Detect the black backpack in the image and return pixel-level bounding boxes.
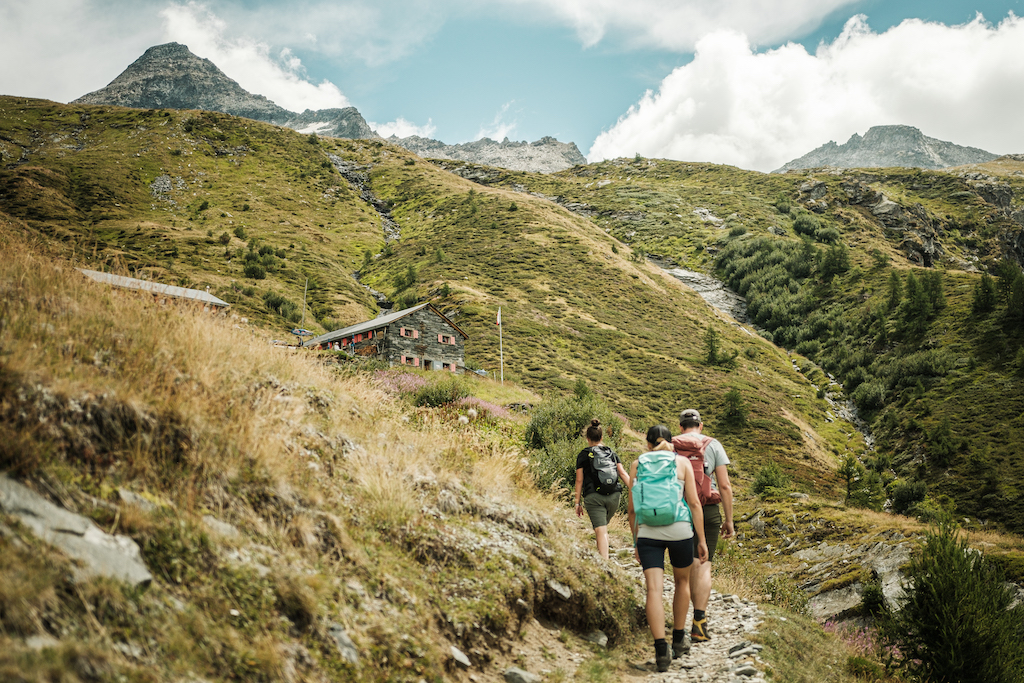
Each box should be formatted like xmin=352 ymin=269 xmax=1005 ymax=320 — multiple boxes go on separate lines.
xmin=589 ymin=446 xmax=620 ymax=494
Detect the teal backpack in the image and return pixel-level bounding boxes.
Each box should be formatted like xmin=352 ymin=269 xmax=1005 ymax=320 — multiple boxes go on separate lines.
xmin=633 ymin=451 xmax=691 ymax=527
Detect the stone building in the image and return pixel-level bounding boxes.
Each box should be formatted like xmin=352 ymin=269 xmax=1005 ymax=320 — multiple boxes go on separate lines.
xmin=302 ymin=303 xmax=468 ymax=371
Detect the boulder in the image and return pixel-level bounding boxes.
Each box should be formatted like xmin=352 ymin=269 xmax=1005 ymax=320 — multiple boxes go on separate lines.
xmin=0 ymin=475 xmax=152 ymax=587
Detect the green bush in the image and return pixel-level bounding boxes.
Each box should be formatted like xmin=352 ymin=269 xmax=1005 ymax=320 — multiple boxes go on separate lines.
xmin=722 ymin=388 xmax=748 ymax=427
xmin=233 ymin=225 xmax=247 ymax=239
xmin=218 ymin=231 xmax=231 ymax=245
xmin=243 ymin=263 xmax=266 ymax=280
xmin=793 ymin=214 xmax=820 ymax=237
xmin=879 ymin=522 xmax=1024 ymax=683
xmin=525 ymin=394 xmax=624 ymax=452
xmin=752 ymin=461 xmax=789 ymax=497
xmin=413 ymin=376 xmax=469 ymax=408
xmin=889 ymin=479 xmax=927 ymax=515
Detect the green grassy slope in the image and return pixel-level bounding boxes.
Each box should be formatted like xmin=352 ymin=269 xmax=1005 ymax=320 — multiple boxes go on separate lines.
xmin=434 ymin=155 xmax=1024 ymax=533
xmin=0 ymin=96 xmax=853 ymax=497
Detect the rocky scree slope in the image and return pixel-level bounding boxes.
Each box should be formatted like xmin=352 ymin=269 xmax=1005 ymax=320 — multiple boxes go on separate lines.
xmin=390 ymin=135 xmax=587 ymax=174
xmin=774 ymin=124 xmax=999 ymax=173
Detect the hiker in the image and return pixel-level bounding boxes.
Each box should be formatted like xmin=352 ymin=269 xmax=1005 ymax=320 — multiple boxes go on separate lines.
xmin=574 ymin=419 xmax=630 ymax=560
xmin=629 ymin=424 xmax=708 ymax=672
xmin=672 ymin=408 xmax=734 ymax=644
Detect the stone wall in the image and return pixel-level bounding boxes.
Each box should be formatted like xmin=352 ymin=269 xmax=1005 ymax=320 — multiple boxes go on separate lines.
xmin=383 ymin=307 xmax=465 ymax=371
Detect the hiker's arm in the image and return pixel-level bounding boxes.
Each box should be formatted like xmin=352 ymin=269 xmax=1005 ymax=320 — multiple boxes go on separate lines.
xmin=574 ymin=468 xmax=584 ymax=518
xmin=716 ymin=464 xmax=735 ymax=539
xmin=627 ymin=461 xmax=639 ymax=561
xmin=682 ymin=457 xmax=708 ymax=563
xmin=616 ymin=462 xmax=630 ymax=489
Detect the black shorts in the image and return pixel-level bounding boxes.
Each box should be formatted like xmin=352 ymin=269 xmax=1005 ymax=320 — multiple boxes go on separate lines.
xmin=636 ymin=536 xmax=694 ymax=571
xmin=703 ymin=504 xmax=722 ymax=561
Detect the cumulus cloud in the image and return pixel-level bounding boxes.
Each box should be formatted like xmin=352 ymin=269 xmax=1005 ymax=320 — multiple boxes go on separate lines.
xmin=500 ymin=0 xmax=858 ymax=50
xmin=371 ymin=117 xmax=437 ymax=139
xmin=477 ymin=102 xmax=518 ymax=141
xmin=159 ymin=2 xmax=349 ymax=112
xmin=589 ymin=13 xmax=1024 ymax=172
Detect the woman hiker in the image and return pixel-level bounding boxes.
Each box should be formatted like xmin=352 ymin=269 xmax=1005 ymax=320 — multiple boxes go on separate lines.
xmin=628 ymin=424 xmax=708 ymax=672
xmin=574 ymin=419 xmax=630 ymax=560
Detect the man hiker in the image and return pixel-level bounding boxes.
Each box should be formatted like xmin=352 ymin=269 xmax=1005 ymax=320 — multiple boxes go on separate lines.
xmin=672 ymin=408 xmax=734 ymax=643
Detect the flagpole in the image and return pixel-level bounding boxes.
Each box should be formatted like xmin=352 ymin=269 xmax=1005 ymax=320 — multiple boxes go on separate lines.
xmin=498 ymin=307 xmax=504 ymax=385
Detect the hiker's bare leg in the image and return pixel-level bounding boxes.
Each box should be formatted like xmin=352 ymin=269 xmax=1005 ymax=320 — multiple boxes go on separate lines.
xmin=691 ymin=557 xmax=712 ymax=611
xmin=644 ymin=568 xmax=666 ymax=639
xmin=595 ymin=525 xmax=610 ymax=559
xmin=672 ymin=564 xmax=691 ymax=629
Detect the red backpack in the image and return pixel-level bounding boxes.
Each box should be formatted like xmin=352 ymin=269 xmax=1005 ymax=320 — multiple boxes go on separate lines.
xmin=671 ymin=434 xmax=721 ymax=506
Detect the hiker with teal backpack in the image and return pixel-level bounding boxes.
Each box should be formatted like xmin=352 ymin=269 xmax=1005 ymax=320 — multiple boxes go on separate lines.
xmin=574 ymin=419 xmax=630 ymax=560
xmin=628 ymin=424 xmax=708 ymax=672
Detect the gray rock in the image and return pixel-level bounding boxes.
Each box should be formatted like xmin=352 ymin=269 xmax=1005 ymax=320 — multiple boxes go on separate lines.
xmin=734 ymin=663 xmax=760 ymax=676
xmin=503 ymin=667 xmax=541 ymax=683
xmin=202 ymin=515 xmax=239 ymax=538
xmin=397 ymin=135 xmax=586 ymax=174
xmin=450 ymin=645 xmax=471 ymax=668
xmin=583 ymin=630 xmax=608 ymax=647
xmin=25 ymin=634 xmax=60 ymax=650
xmin=0 ymin=475 xmax=152 ymax=587
xmin=809 ymin=582 xmax=863 ymax=620
xmin=117 ymin=489 xmax=159 ymax=512
xmin=326 ymin=623 xmax=359 ymax=665
xmin=547 ymin=579 xmax=572 ymax=601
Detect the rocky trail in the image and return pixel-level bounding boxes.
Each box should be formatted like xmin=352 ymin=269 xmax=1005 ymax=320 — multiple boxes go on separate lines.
xmin=606 ymin=536 xmax=769 ymax=683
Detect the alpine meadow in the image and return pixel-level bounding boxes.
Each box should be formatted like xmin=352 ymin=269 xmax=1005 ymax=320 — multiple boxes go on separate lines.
xmin=2 ymin=92 xmax=1024 ymax=683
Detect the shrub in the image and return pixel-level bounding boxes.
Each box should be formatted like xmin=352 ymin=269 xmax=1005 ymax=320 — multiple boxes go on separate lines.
xmin=752 ymin=461 xmax=789 ymax=497
xmin=413 ymin=376 xmax=469 ymax=408
xmin=879 ymin=522 xmax=1024 ymax=683
xmin=525 ymin=394 xmax=624 ymax=452
xmin=793 ymin=214 xmax=820 ymax=237
xmin=218 ymin=231 xmax=231 ymax=245
xmin=722 ymin=388 xmax=748 ymax=427
xmin=233 ymin=225 xmax=247 ymax=239
xmin=889 ymin=479 xmax=927 ymax=515
xmin=243 ymin=263 xmax=266 ymax=279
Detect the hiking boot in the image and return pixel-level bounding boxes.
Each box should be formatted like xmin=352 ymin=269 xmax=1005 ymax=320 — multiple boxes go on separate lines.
xmin=690 ymin=617 xmax=710 ymax=643
xmin=655 ymin=642 xmax=671 ymax=672
xmin=672 ymin=635 xmax=691 ymax=658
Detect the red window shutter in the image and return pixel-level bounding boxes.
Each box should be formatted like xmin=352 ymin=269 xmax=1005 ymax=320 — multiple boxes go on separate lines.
xmin=438 ymin=334 xmax=443 ymax=343
xmin=401 ymin=355 xmax=406 ymax=364
xmin=367 ymin=330 xmax=373 ymax=339
xmin=342 ymin=337 xmax=349 ymax=345
xmin=413 ymin=329 xmax=419 ymax=339
xmin=413 ymin=357 xmax=419 ymax=367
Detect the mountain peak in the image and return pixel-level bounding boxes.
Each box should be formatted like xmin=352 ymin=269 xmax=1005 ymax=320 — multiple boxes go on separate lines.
xmin=774 ymin=125 xmax=998 ymax=173
xmin=74 ymin=42 xmax=293 ymax=124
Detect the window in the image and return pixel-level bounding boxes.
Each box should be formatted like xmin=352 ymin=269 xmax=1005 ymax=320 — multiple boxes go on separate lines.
xmin=401 ymin=356 xmax=420 ymax=367
xmin=354 ymin=334 xmax=362 ymax=342
xmin=342 ymin=337 xmax=350 ymax=345
xmin=400 ymin=327 xmax=420 ymax=339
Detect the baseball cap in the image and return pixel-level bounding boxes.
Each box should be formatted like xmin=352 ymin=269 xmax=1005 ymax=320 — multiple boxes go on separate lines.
xmin=679 ymin=408 xmax=702 ymax=425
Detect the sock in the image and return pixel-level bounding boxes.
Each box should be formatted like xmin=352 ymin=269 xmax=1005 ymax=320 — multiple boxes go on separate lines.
xmin=672 ymin=629 xmax=687 ymax=644
xmin=693 ymin=609 xmax=706 ymax=622
xmin=654 ymin=638 xmax=668 ymax=654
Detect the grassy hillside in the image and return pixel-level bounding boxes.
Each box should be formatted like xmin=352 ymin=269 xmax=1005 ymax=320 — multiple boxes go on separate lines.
xmin=0 ymin=96 xmax=859 ymax=500
xmin=434 ymin=155 xmax=1024 ymax=535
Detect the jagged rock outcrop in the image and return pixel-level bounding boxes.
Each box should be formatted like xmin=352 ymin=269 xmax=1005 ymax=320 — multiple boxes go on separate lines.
xmin=391 ymin=135 xmax=587 ymax=174
xmin=74 ymin=42 xmax=294 ymax=124
xmin=73 ymin=42 xmax=378 ymax=139
xmin=775 ymin=125 xmax=999 ymax=173
xmin=286 ymin=107 xmax=377 ymax=139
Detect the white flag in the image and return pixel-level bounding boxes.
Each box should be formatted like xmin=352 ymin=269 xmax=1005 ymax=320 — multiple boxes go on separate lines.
xmin=496 ymin=307 xmax=501 ymax=326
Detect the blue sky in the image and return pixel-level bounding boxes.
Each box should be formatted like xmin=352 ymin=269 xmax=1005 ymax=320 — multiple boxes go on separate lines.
xmin=2 ymin=1 xmax=1023 ymax=170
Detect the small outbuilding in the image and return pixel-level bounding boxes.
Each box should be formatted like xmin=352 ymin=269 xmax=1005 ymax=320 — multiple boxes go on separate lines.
xmin=77 ymin=268 xmax=229 ymax=312
xmin=303 ymin=303 xmax=469 ymax=372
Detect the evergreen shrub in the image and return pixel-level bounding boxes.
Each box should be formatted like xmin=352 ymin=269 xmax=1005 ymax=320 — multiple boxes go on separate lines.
xmin=880 ymin=523 xmax=1024 ymax=683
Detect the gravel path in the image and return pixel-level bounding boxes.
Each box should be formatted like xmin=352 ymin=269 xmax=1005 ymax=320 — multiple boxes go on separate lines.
xmin=609 ymin=539 xmax=769 ymax=683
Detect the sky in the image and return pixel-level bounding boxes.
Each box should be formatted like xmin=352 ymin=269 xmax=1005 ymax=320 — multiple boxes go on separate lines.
xmin=1 ymin=0 xmax=1023 ymax=172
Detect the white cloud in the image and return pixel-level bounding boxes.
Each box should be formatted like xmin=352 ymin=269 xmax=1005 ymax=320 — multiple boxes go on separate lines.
xmin=499 ymin=0 xmax=859 ymax=50
xmin=159 ymin=2 xmax=349 ymax=112
xmin=477 ymin=102 xmax=518 ymax=141
xmin=371 ymin=117 xmax=437 ymax=139
xmin=589 ymin=13 xmax=1024 ymax=172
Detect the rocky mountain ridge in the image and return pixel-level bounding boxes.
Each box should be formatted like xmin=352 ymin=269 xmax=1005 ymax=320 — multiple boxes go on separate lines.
xmin=74 ymin=42 xmax=582 ymax=172
xmin=774 ymin=124 xmax=999 ymax=173
xmin=390 ymin=134 xmax=586 ymax=173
